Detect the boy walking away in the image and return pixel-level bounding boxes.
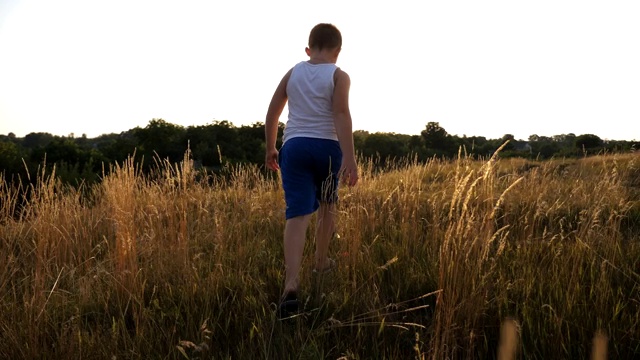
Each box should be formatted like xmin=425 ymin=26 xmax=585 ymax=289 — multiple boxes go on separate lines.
xmin=264 ymin=23 xmax=359 ymax=319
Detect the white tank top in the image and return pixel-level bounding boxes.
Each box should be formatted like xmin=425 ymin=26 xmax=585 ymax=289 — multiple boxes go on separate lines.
xmin=282 ymin=61 xmax=339 ymax=144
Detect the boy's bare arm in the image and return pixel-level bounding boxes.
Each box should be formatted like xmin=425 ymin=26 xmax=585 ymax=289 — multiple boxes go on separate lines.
xmin=332 ymin=68 xmax=358 ymax=186
xmin=264 ymin=69 xmax=292 ymax=171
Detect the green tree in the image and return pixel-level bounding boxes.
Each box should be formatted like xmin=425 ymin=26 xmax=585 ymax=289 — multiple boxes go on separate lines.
xmin=23 ymin=132 xmax=54 ymax=149
xmin=134 ymin=119 xmax=187 ymax=164
xmin=421 ymin=122 xmax=456 ymax=157
xmin=94 ymin=131 xmax=138 ymax=164
xmin=208 ymin=120 xmax=241 ymax=163
xmin=408 ymin=135 xmax=429 ymax=160
xmin=528 ymin=135 xmax=560 ymax=159
xmin=185 ymin=120 xmax=241 ymax=167
xmin=0 ymin=141 xmax=22 ymax=175
xmin=237 ymin=122 xmax=268 ymax=164
xmin=456 ymin=136 xmax=491 ymax=158
xmin=353 ymin=130 xmax=369 ymax=157
xmin=421 ymin=122 xmax=448 ymax=149
xmin=500 ymin=134 xmax=516 ymax=151
xmin=43 ymin=138 xmax=81 ymax=165
xmin=575 ymin=134 xmax=603 ymax=150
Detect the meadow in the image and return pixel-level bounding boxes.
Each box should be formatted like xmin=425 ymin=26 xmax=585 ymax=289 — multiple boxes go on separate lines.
xmin=1 ymin=148 xmax=639 ymax=359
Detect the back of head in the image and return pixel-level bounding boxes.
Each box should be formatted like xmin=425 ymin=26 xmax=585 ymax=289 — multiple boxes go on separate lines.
xmin=308 ymin=23 xmax=342 ymax=51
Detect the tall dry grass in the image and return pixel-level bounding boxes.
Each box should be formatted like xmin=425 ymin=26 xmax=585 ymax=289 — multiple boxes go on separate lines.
xmin=0 ymin=150 xmax=638 ymax=359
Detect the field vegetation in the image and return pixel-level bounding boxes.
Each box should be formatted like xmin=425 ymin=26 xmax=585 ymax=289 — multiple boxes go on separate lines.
xmin=1 ymin=149 xmax=639 ymax=359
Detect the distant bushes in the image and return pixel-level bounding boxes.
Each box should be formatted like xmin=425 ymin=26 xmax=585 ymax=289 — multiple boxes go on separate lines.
xmin=1 ymin=119 xmax=637 ymax=186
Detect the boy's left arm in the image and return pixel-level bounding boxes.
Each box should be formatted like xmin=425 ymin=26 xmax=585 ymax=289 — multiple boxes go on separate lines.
xmin=264 ymin=69 xmax=292 ymax=171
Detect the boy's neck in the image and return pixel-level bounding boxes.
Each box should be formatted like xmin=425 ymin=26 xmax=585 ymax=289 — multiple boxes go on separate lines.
xmin=305 ymin=47 xmax=340 ymax=64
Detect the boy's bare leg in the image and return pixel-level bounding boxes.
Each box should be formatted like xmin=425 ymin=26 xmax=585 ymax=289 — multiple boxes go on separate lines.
xmin=315 ymin=202 xmax=336 ymax=271
xmin=283 ymin=214 xmax=313 ymax=295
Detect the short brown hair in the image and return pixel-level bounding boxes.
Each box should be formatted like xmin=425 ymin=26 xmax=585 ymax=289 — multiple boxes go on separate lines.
xmin=308 ymin=23 xmax=342 ymax=51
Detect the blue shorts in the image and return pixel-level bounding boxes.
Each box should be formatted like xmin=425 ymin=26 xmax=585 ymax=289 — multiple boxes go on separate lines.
xmin=279 ymin=137 xmax=342 ymax=219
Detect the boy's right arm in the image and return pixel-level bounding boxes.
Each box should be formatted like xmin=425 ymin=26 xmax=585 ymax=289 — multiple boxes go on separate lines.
xmin=264 ymin=69 xmax=292 ymax=171
xmin=332 ymin=68 xmax=358 ymax=187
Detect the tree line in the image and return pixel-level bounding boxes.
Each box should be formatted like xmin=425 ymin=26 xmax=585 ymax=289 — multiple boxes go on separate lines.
xmin=0 ymin=119 xmax=637 ymax=185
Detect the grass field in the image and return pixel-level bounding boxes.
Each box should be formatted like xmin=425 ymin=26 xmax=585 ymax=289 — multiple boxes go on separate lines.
xmin=1 ymin=149 xmax=639 ymax=359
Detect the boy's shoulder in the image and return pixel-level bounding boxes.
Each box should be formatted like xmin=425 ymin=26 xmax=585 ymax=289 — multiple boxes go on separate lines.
xmin=333 ymin=67 xmax=349 ymax=80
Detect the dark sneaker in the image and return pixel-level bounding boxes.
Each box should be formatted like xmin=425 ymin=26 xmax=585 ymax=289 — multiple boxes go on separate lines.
xmin=277 ymin=292 xmax=300 ymax=320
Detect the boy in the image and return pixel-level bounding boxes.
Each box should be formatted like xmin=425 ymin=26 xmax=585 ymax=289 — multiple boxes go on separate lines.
xmin=264 ymin=23 xmax=358 ymax=319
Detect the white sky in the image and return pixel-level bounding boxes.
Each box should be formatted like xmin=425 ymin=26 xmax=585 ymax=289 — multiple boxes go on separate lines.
xmin=0 ymin=0 xmax=638 ymax=141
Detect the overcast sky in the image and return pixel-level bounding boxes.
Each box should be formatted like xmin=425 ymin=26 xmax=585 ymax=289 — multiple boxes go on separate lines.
xmin=1 ymin=0 xmax=638 ymax=141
